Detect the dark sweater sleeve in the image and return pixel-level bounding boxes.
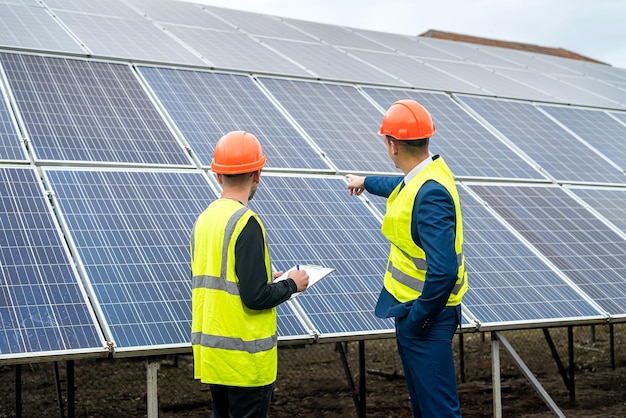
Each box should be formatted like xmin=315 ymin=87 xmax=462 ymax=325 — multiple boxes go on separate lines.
xmin=364 ymin=175 xmax=404 ymax=198
xmin=235 ymin=216 xmax=297 ymax=310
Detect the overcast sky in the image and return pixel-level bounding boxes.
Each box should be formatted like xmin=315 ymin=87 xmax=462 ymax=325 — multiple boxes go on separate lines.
xmin=181 ymin=0 xmax=626 ymax=69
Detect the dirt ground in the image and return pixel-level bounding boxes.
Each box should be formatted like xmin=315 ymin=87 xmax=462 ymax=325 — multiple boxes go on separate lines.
xmin=2 ymin=327 xmax=626 ymax=418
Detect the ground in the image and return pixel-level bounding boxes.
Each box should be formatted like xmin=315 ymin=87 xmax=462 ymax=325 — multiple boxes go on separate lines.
xmin=2 ymin=326 xmax=626 ymax=417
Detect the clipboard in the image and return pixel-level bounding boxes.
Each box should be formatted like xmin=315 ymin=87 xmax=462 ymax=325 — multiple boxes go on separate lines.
xmin=274 ymin=264 xmax=335 ymax=298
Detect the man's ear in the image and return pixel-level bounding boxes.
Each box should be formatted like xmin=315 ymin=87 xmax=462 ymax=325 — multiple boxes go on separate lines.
xmin=253 ymin=170 xmax=261 ymax=183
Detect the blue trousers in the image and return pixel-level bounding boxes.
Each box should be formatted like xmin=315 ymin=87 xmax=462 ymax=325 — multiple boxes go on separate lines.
xmin=395 ymin=305 xmax=462 ymax=418
xmin=209 ymin=383 xmax=274 ymax=418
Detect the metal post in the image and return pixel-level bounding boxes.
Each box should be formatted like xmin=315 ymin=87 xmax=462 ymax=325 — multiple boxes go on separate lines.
xmin=67 ymin=360 xmax=75 ymax=418
xmin=53 ymin=362 xmax=65 ymax=418
xmin=610 ymin=323 xmax=615 ymax=370
xmin=491 ymin=332 xmax=502 ymax=418
xmin=459 ymin=333 xmax=465 ymax=383
xmin=146 ymin=358 xmax=160 ymax=418
xmin=16 ymin=364 xmax=22 ymax=418
xmin=568 ymin=327 xmax=575 ymax=406
xmin=358 ymin=340 xmax=366 ymax=417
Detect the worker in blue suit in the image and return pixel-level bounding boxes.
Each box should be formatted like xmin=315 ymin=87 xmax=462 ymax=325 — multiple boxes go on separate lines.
xmin=345 ymin=99 xmax=468 ymax=417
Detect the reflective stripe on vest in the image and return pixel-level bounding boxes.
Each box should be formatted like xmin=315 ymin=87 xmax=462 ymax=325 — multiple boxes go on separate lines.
xmin=190 ymin=332 xmax=277 ymax=354
xmin=386 ymin=251 xmax=465 ymax=295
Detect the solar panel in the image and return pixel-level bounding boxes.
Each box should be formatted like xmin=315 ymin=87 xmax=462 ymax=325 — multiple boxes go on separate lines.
xmin=138 ymin=66 xmax=330 ymax=171
xmin=206 ymin=6 xmax=315 ymax=41
xmin=257 ymin=77 xmax=398 ymax=173
xmin=566 ymin=186 xmax=626 ymax=234
xmin=126 ymin=0 xmax=233 ymax=29
xmin=609 ymin=110 xmax=626 ymax=125
xmin=159 ymin=25 xmax=313 ymax=76
xmin=556 ymin=74 xmax=626 ymax=108
xmin=538 ymin=104 xmax=626 ymax=171
xmin=50 ymin=10 xmax=206 ymax=66
xmin=361 ymin=87 xmax=547 ymax=180
xmin=421 ymin=59 xmax=556 ymax=102
xmin=0 ymin=166 xmax=106 ymax=360
xmin=457 ymin=95 xmax=626 ymax=185
xmin=352 ymin=29 xmax=461 ymax=61
xmin=419 ymin=38 xmax=523 ymax=68
xmin=490 ymin=67 xmax=619 ymax=108
xmin=457 ymin=185 xmax=604 ymax=328
xmin=280 ymin=18 xmax=388 ymax=51
xmin=0 ymin=79 xmax=27 ymax=162
xmin=345 ymin=49 xmax=486 ymax=94
xmin=42 ymin=169 xmax=214 ymax=350
xmin=0 ymin=3 xmax=86 ymax=54
xmin=467 ymin=183 xmax=626 ymax=318
xmin=257 ymin=38 xmax=401 ymax=85
xmin=249 ymin=174 xmax=395 ymax=338
xmin=0 ymin=53 xmax=193 ymax=166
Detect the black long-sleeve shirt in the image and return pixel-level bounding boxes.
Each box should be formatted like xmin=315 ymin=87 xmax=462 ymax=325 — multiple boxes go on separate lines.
xmin=235 ymin=216 xmax=297 ymax=310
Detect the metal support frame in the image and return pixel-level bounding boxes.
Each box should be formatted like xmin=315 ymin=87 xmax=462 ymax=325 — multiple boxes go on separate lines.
xmin=52 ymin=361 xmax=76 ymax=418
xmin=542 ymin=327 xmax=575 ymax=406
xmin=146 ymin=358 xmax=160 ymax=418
xmin=610 ymin=323 xmax=615 ymax=369
xmin=335 ymin=341 xmax=366 ymax=418
xmin=492 ymin=331 xmax=566 ymax=418
xmin=458 ymin=333 xmax=466 ymax=383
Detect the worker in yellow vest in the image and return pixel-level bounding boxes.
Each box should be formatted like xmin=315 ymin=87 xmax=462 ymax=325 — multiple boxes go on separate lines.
xmin=346 ymin=100 xmax=467 ymax=417
xmin=191 ymin=130 xmax=309 ymax=418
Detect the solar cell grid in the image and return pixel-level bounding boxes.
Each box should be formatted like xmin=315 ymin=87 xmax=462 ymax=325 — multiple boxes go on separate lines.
xmin=0 ymin=81 xmax=26 ymax=161
xmin=457 ymin=95 xmax=626 ymax=184
xmin=539 ymin=105 xmax=626 ymax=171
xmin=468 ymin=183 xmax=626 ymax=317
xmin=456 ymin=186 xmax=603 ymax=326
xmin=0 ymin=167 xmax=105 ymax=359
xmin=138 ymin=66 xmax=329 ymax=171
xmin=362 ymin=87 xmax=546 ymax=180
xmin=43 ymin=169 xmax=215 ymax=349
xmin=249 ymin=174 xmax=394 ymax=337
xmin=0 ymin=53 xmax=192 ymax=166
xmin=567 ymin=187 xmax=626 ymax=234
xmin=257 ymin=77 xmax=398 ymax=173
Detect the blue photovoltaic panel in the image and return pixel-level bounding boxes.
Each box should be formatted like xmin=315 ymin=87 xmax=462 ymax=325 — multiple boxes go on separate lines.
xmin=257 ymin=77 xmax=398 ymax=173
xmin=0 ymin=167 xmax=105 ymax=359
xmin=457 ymin=95 xmax=626 ymax=185
xmin=0 ymin=81 xmax=27 ymax=161
xmin=538 ymin=105 xmax=626 ymax=171
xmin=457 ymin=186 xmax=602 ymax=326
xmin=43 ymin=169 xmax=213 ymax=350
xmin=567 ymin=187 xmax=626 ymax=234
xmin=249 ymin=175 xmax=394 ymax=337
xmin=138 ymin=67 xmax=329 ymax=171
xmin=0 ymin=53 xmax=192 ymax=166
xmin=468 ymin=184 xmax=626 ymax=318
xmin=609 ymin=111 xmax=626 ymax=125
xmin=362 ymin=87 xmax=546 ymax=180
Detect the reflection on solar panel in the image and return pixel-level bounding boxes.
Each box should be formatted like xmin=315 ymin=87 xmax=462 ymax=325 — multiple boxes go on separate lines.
xmin=609 ymin=110 xmax=626 ymax=125
xmin=539 ymin=105 xmax=626 ymax=171
xmin=258 ymin=38 xmax=400 ymax=85
xmin=362 ymin=87 xmax=546 ymax=180
xmin=567 ymin=186 xmax=626 ymax=234
xmin=249 ymin=174 xmax=394 ymax=337
xmin=468 ymin=183 xmax=626 ymax=317
xmin=43 ymin=169 xmax=213 ymax=350
xmin=257 ymin=77 xmax=397 ymax=173
xmin=0 ymin=53 xmax=192 ymax=166
xmin=138 ymin=66 xmax=329 ymax=171
xmin=0 ymin=3 xmax=85 ymax=54
xmin=457 ymin=186 xmax=603 ymax=327
xmin=49 ymin=10 xmax=205 ymax=66
xmin=457 ymin=95 xmax=626 ymax=184
xmin=0 ymin=167 xmax=105 ymax=359
xmin=0 ymin=82 xmax=26 ymax=161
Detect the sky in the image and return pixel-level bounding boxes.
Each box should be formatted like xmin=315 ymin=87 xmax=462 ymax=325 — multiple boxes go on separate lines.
xmin=180 ymin=0 xmax=626 ymax=69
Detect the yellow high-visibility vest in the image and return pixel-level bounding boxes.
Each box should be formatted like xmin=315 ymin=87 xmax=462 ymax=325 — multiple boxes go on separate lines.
xmin=190 ymin=199 xmax=277 ymax=387
xmin=381 ymin=157 xmax=467 ymax=305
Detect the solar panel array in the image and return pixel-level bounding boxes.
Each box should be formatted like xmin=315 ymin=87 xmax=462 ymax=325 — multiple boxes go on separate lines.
xmin=0 ymin=0 xmax=625 ymax=362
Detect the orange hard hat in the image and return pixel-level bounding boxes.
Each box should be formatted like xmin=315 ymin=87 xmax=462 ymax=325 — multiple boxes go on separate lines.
xmin=378 ymin=99 xmax=436 ymax=140
xmin=211 ymin=131 xmax=267 ymax=174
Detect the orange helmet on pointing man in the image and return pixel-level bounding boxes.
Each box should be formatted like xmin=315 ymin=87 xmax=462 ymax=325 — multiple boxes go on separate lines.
xmin=379 ymin=99 xmax=436 ymax=140
xmin=211 ymin=130 xmax=267 ymax=174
